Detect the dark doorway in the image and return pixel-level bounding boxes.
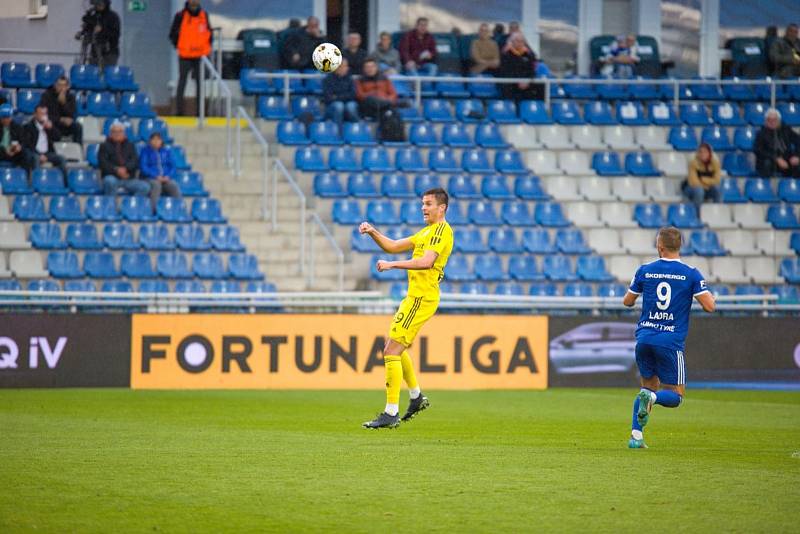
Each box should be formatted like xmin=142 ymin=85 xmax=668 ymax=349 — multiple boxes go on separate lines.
xmin=327 ymin=0 xmax=369 ymax=49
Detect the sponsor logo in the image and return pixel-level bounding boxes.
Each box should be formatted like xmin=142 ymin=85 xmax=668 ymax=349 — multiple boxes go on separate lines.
xmin=0 ymin=336 xmax=67 ymax=370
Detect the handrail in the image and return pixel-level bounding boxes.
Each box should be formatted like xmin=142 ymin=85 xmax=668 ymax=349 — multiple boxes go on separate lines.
xmin=235 ymin=105 xmax=270 ymax=223
xmin=308 ymin=212 xmax=345 ymax=292
xmin=273 ymin=159 xmax=307 ymax=274
xmin=198 ymin=55 xmax=232 ymax=168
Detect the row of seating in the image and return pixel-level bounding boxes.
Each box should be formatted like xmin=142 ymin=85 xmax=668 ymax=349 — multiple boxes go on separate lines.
xmin=1 ymin=63 xmax=137 ymax=91
xmin=0 ymin=278 xmax=274 ymax=294
xmin=1 ymin=168 xmax=203 ymax=196
xmin=7 ymin=89 xmax=154 ymax=118
xmin=11 ymin=195 xmax=225 ymax=223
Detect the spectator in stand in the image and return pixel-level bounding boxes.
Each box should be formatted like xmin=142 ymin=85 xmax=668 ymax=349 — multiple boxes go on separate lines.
xmin=683 ymin=142 xmax=721 ymax=211
xmin=342 ymin=32 xmax=367 ymax=75
xmin=498 ymin=32 xmax=543 ymax=101
xmin=355 ymin=59 xmax=398 ymax=120
xmin=0 ymin=104 xmax=33 ymax=173
xmin=399 ymin=17 xmax=437 ymax=76
xmin=499 ymin=21 xmax=521 ymax=50
xmin=99 ymin=122 xmax=149 ymax=197
xmin=470 ymin=23 xmax=501 ymax=74
xmin=600 ymin=34 xmax=640 ymax=78
xmin=80 ymin=0 xmax=121 ymax=67
xmin=282 ymin=16 xmax=324 ymax=70
xmin=769 ymin=23 xmax=800 ymax=79
xmin=139 ymin=132 xmax=182 ymax=212
xmin=169 ymin=0 xmax=213 ymax=116
xmin=21 ymin=104 xmax=67 ymax=179
xmin=492 ymin=23 xmax=506 ymax=46
xmin=754 ymin=108 xmax=800 ymax=177
xmin=371 ymin=31 xmax=401 ymax=75
xmin=322 ymin=58 xmax=359 ymax=126
xmin=38 ymin=76 xmax=82 ymax=145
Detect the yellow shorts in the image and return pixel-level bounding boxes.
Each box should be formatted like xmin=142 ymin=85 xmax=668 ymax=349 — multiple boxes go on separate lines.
xmin=388 ymin=296 xmax=439 ymax=347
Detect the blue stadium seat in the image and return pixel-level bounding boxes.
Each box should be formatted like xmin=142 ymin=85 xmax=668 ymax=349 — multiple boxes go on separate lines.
xmin=101 ymin=280 xmax=133 ymax=293
xmin=362 ymin=147 xmax=394 ymax=172
xmin=423 ymin=99 xmax=455 ymax=122
xmin=693 ymin=79 xmax=724 ymax=100
xmin=1 ymin=167 xmax=33 ymax=195
xmin=597 ymin=283 xmax=628 ymax=297
xmin=474 ymin=255 xmax=506 ymax=281
xmin=777 ymin=103 xmax=800 ymax=127
xmin=634 ymin=204 xmax=665 ymax=228
xmin=409 ymin=123 xmax=440 ymax=147
xmin=33 ymin=168 xmax=68 ymax=195
xmin=64 ymin=280 xmax=97 ymax=292
xmin=667 ymin=204 xmax=703 ymax=228
xmin=175 ymin=171 xmax=207 ymax=197
xmin=519 ymin=100 xmax=553 ymax=124
xmin=329 ymin=147 xmax=361 ymax=172
xmin=487 ymin=100 xmax=519 ymax=124
xmin=443 ymin=255 xmax=474 ymax=281
xmin=291 ymin=96 xmax=323 ymax=120
xmin=103 ymin=223 xmax=137 ymax=250
xmin=767 ymin=205 xmax=800 ymax=229
xmin=413 ymin=174 xmax=441 ymax=196
xmin=397 ymin=105 xmax=422 ymax=123
xmin=258 ymin=96 xmax=292 ymax=120
xmin=535 ymin=202 xmax=570 ymax=227
xmin=712 ymin=102 xmax=745 ymax=126
xmin=562 ymin=77 xmax=595 ymax=99
xmin=625 ymin=152 xmax=660 ymax=176
xmin=102 ymin=117 xmax=135 ymax=139
xmin=26 ymin=279 xmax=59 ymax=293
xmin=2 ymin=62 xmax=35 ymax=88
xmin=481 ymin=175 xmax=514 ymax=200
xmin=455 ymin=99 xmax=485 ymax=123
xmin=381 ymin=174 xmax=414 ymax=198
xmin=791 ymin=232 xmax=800 ymax=254
xmin=139 ymin=280 xmax=169 ymax=293
xmin=679 ymin=103 xmax=711 ymax=126
xmin=347 ymin=173 xmax=380 ymax=197
xmin=86 ymin=195 xmax=120 ymax=221
xmin=119 ymin=92 xmax=155 ymax=118
xmin=209 ymin=225 xmax=244 ymax=252
xmin=429 ymin=148 xmax=461 ymax=173
xmin=294 ymin=147 xmax=327 ymax=171
xmin=157 ymin=197 xmax=191 ymax=223
xmin=309 ymin=121 xmax=342 ymax=146
xmin=239 ymin=68 xmax=272 ymax=95
xmin=669 ymin=126 xmax=699 ymax=151
xmin=157 ymin=252 xmax=192 ymax=278
xmin=502 ymin=201 xmax=536 ymax=226
xmin=495 ymin=150 xmax=527 ymax=174
xmin=47 ymin=251 xmax=84 ymax=278
xmin=596 ymin=81 xmax=627 ymax=101
xmin=543 ymin=255 xmax=577 ymax=281
xmin=84 ymin=251 xmax=120 ymax=278
xmin=436 ymin=76 xmax=469 ymax=98
xmin=332 ymin=199 xmax=361 ymax=224
xmin=508 ymin=255 xmax=544 ymax=281
xmin=400 ymin=201 xmax=424 ymax=225
xmin=552 ymin=101 xmax=584 ymax=125
xmin=720 ymin=178 xmax=746 ymax=203
xmin=467 ymin=74 xmax=500 ymax=99
xmin=396 ymin=148 xmax=428 ymax=172
xmin=211 ymin=280 xmax=242 ymax=293
xmin=30 ymin=223 xmax=65 ymax=249
xmin=193 ymin=252 xmax=226 ymax=279
xmin=744 ymin=103 xmax=767 ymax=126
xmin=175 ymin=225 xmax=210 ymax=251
xmin=616 ymin=101 xmax=649 ymax=126
xmin=771 ymin=285 xmax=800 ymax=303
xmin=191 ymin=198 xmax=226 ymax=224
xmin=744 ymin=178 xmax=779 ymax=203
xmin=690 ymin=230 xmax=726 ymax=256
xmin=584 ymin=101 xmax=615 ymax=125
xmin=277 ymin=121 xmax=310 ymax=145
xmin=66 ymin=223 xmax=102 ymax=249
xmin=488 ymin=228 xmax=522 ymax=253
xmin=228 ymin=254 xmax=263 ymax=280
xmin=780 ymin=257 xmax=800 ymax=283
xmin=86 ymin=144 xmax=100 ymax=167
xmin=174 ymin=280 xmax=206 ymax=293
xmin=556 ymin=229 xmax=592 ymax=254
xmin=69 ymin=64 xmax=104 ymax=90
xmin=723 ymin=153 xmax=755 ymax=177
xmin=592 ymin=151 xmax=625 ymax=176
xmin=495 ymin=282 xmax=524 ymax=296
xmin=562 ymin=283 xmax=593 ymax=297
xmin=138 ymin=118 xmax=172 ymax=143
xmin=86 ymin=91 xmax=119 ymax=117
xmin=442 ymin=123 xmax=474 ymax=148
xmin=722 ymin=81 xmax=755 ymax=102
xmin=35 ymin=63 xmax=65 ymax=88
xmin=273 ymin=70 xmax=304 ymax=94
xmin=370 ymin=254 xmax=406 ymax=281
xmin=701 ymin=126 xmax=734 ymax=151
xmin=16 ymin=89 xmax=43 ymax=115
xmin=342 ymin=122 xmax=377 ymax=146
xmin=103 ymin=66 xmax=138 ymax=92
xmin=475 ymin=123 xmax=509 ymax=148
xmin=366 ymin=200 xmax=401 ymax=225
xmin=121 ymin=252 xmax=157 ymax=278
xmin=648 ymin=102 xmax=681 ymax=126
xmin=13 ymin=195 xmax=49 ymax=221
xmin=301 ymin=69 xmax=322 ymax=95
xmin=139 ymin=225 xmax=174 ymax=250
xmin=627 ymin=79 xmax=660 ymax=100
xmin=458 ymin=281 xmax=488 ymax=295
xmin=468 ymin=201 xmax=501 ymax=225
xmin=0 ymin=280 xmax=22 ymax=291
xmin=462 ymin=149 xmax=493 ymax=173
xmin=733 ymin=126 xmax=756 ymax=151
xmin=453 ymin=228 xmax=488 ymax=253
xmin=351 ymin=227 xmax=381 ymax=252
xmin=446 ymin=201 xmax=469 ymax=225
xmin=67 ymin=169 xmax=102 ymax=195
xmin=247 ymin=281 xmax=277 ymax=294
xmin=529 ymin=283 xmax=558 ymax=296
xmin=314 ymin=173 xmax=346 ymax=198
xmin=779 ymin=179 xmax=800 ymax=203
xmin=49 ymin=196 xmax=85 ymax=222
xmin=170 ymin=145 xmax=190 ymax=171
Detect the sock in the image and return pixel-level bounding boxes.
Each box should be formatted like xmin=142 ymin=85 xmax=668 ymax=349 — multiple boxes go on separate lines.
xmin=384 ymin=355 xmax=402 ymax=415
xmin=655 ymin=390 xmax=683 ymax=408
xmin=400 ymin=350 xmax=420 ymax=398
xmin=385 ymin=403 xmax=399 ymax=416
xmin=631 ymin=396 xmax=643 ymax=435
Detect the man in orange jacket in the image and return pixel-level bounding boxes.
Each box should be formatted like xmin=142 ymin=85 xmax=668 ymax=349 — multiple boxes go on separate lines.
xmin=169 ymin=0 xmax=212 ymax=116
xmin=355 ymin=59 xmax=398 ymax=120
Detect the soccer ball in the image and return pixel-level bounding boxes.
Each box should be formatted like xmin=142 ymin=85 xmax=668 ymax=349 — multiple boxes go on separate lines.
xmin=312 ymin=43 xmax=342 ymax=73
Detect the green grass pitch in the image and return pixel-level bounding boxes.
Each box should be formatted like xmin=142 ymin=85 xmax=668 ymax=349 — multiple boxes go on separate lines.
xmin=1 ymin=388 xmax=798 ymax=532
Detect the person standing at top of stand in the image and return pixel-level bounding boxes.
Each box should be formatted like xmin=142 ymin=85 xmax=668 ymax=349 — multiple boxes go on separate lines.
xmin=169 ymin=0 xmax=213 ymax=116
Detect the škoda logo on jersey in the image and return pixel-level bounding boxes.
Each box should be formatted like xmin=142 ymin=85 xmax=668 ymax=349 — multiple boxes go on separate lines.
xmin=130 ymin=314 xmax=549 ymax=389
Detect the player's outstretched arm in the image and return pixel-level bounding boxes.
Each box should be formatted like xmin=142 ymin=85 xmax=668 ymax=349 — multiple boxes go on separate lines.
xmin=359 ymin=222 xmax=414 ymax=254
xmin=376 ymin=250 xmax=438 ymax=272
xmin=695 ymin=291 xmax=716 ymax=313
xmin=622 ymin=290 xmax=639 ymax=307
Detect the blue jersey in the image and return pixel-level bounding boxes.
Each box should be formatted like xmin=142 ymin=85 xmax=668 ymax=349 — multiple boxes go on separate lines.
xmin=628 ymin=258 xmax=709 ymax=351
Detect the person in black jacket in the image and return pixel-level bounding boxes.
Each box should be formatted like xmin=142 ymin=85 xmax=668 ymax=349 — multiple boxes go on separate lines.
xmin=322 ymin=58 xmax=359 ymax=126
xmin=754 ymin=108 xmax=800 ymax=177
xmin=21 ymin=104 xmax=67 ymax=179
xmin=78 ymin=0 xmax=120 ymax=67
xmin=99 ymin=122 xmax=149 ymax=197
xmin=38 ymin=76 xmax=82 ymax=145
xmin=342 ymin=33 xmax=367 ymax=75
xmin=282 ymin=16 xmax=323 ymax=70
xmin=0 ymin=104 xmax=34 ymax=173
xmin=498 ymin=32 xmax=543 ymax=102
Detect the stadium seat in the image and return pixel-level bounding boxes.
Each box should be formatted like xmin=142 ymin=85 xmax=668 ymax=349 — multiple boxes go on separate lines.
xmin=565 ymin=201 xmax=604 ymax=227
xmin=246 ymin=281 xmax=277 ymax=294
xmin=209 ymin=226 xmax=244 ymax=252
xmin=535 ymin=202 xmax=570 ymax=227
xmin=744 ymin=178 xmax=779 ymax=202
xmin=2 ymin=167 xmax=34 ymax=195
xmin=669 ymin=126 xmax=699 ymax=151
xmin=119 ymin=92 xmax=155 ymax=118
xmin=121 ymin=196 xmax=156 ymax=222
xmin=719 ymin=229 xmax=759 ymax=255
xmin=723 ymin=153 xmax=756 ymax=177
xmin=175 ymin=171 xmax=207 ymax=198
xmin=174 ymin=280 xmax=206 ymax=293
xmin=690 ymin=230 xmax=727 ymax=256
xmin=455 ymin=99 xmax=486 ymax=123
xmin=138 ymin=280 xmax=169 ymax=293
xmin=701 ymin=126 xmax=734 ymax=151
xmin=413 ymin=174 xmax=441 ymax=196
xmin=429 ymin=148 xmax=461 ymax=173
xmin=791 ymin=232 xmax=800 ymax=254
xmin=495 ymin=150 xmax=527 ymax=174
xmin=570 ymin=125 xmax=605 ymax=150
xmin=9 ymin=250 xmax=48 ymax=278
xmin=362 ymin=147 xmax=394 ymax=172
xmin=347 ymin=173 xmax=379 ymax=198
xmin=441 ymin=123 xmax=474 ymax=148
xmin=64 ymin=280 xmax=96 ymax=292
xmin=329 ymin=147 xmax=361 ymax=172
xmin=30 ymin=223 xmax=65 ymax=249
xmin=780 ymin=258 xmax=800 ymax=283
xmin=743 ymin=103 xmax=767 ymax=126
xmin=453 ymin=228 xmax=488 ymax=253
xmin=66 ymin=223 xmax=102 ymax=250
xmin=139 ymin=225 xmax=174 ymax=250
xmin=648 ymin=102 xmax=681 ymax=126
xmin=86 ymin=196 xmax=120 ymax=221
xmin=745 ymin=257 xmax=779 ymax=285
xmin=446 ymin=175 xmax=478 ymax=199
xmin=121 ymin=252 xmax=157 ymax=278
xmin=586 ymin=228 xmax=621 ymax=255
xmin=85 ymin=143 xmax=101 ymax=168
xmin=309 ymin=121 xmax=342 ymax=146
xmin=378 ymin=174 xmax=413 ymax=199
xmin=603 ymin=125 xmax=638 ymax=151
xmin=556 ymin=229 xmax=592 ymax=254
xmin=368 ymin=253 xmax=407 ymax=281
xmin=342 ymin=122 xmax=376 ymax=146
xmin=495 ymin=282 xmax=524 ymax=296
xmin=399 ymin=201 xmax=424 ymax=225
xmin=526 ymin=151 xmax=560 ymax=176
xmin=680 ymin=103 xmax=712 ymax=125
xmin=668 ymin=204 xmax=703 ymax=228
xmin=16 ymin=89 xmax=43 ymax=115
xmin=723 ymin=80 xmax=756 ymax=102
xmin=366 ymin=200 xmax=401 ymax=225
xmin=391 ymin=148 xmax=425 ymax=173
xmin=445 ymin=201 xmax=469 ymax=225
xmin=156 ymin=197 xmax=191 ymax=223
xmin=481 ymin=175 xmax=514 ymax=200
xmin=528 ymin=283 xmax=558 ymax=296
xmin=49 ymin=196 xmax=85 ymax=222
xmin=552 ymin=101 xmax=584 ymax=125
xmin=712 ymin=102 xmax=745 ymax=126
xmin=771 ymin=285 xmax=800 ymax=304
xmin=192 ymin=252 xmax=226 ymax=279
xmin=351 ymin=227 xmax=381 ymax=252
xmin=103 ymin=223 xmax=137 ymax=250
xmin=228 ymin=254 xmax=263 ymax=280
xmin=47 ymin=251 xmax=84 ymax=279
xmin=777 ymin=103 xmax=800 ymax=127
xmin=616 ymin=101 xmax=649 ymax=126
xmin=258 ymin=96 xmax=292 ymax=120
xmin=488 ymin=228 xmax=522 ymax=253
xmin=86 ymin=91 xmax=119 ymax=117
xmin=562 ymin=283 xmax=594 ymax=297
xmin=332 ymin=199 xmax=361 ymax=224
xmin=294 ymin=147 xmax=327 ymax=171
xmin=192 ymin=198 xmax=226 ymax=224
xmin=538 ymin=124 xmax=573 ymax=150
xmin=756 ymin=230 xmax=793 ymax=256
xmin=720 ymin=178 xmax=747 ymax=203
xmin=592 ymin=152 xmax=625 ymax=176
xmin=84 ymin=251 xmax=120 ymax=278
xmin=69 ymin=64 xmax=104 ymax=90
xmin=474 ymin=255 xmax=507 ymax=281
xmin=700 ymin=204 xmax=737 ymax=229
xmin=290 ymin=96 xmax=322 ymax=120
xmin=733 ymin=203 xmax=771 ymax=229
xmin=468 ymin=201 xmax=501 ymax=226
xmin=779 ymin=179 xmax=800 ymax=203
xmin=35 ymin=63 xmax=65 ymax=89
xmin=625 ymin=152 xmax=660 ymax=176
xmin=514 ymin=175 xmax=549 ymax=201
xmin=584 ymin=101 xmax=615 ymax=125
xmin=636 ymin=126 xmax=671 ymax=151
xmin=157 ymin=252 xmax=192 ymax=278
xmin=596 ymin=81 xmax=628 ymax=101
xmin=597 ymin=283 xmax=628 ymax=297
xmin=767 ymin=205 xmax=800 ymax=229
xmin=277 ymin=121 xmax=310 ymax=145
xmin=408 ymin=123 xmax=440 ymax=147
xmin=519 ymin=100 xmax=552 ymax=124
xmin=32 ymin=168 xmax=68 ymax=195
xmin=67 ymin=169 xmax=102 ymax=195
xmin=508 ymin=255 xmax=544 ymax=281
xmin=1 ymin=62 xmax=35 ymax=88
xmin=210 ymin=280 xmax=243 ymax=293
xmin=486 ymin=100 xmax=519 ymax=124
xmin=138 ymin=118 xmax=172 ymax=143
xmin=175 ymin=225 xmax=210 ymax=251
xmin=423 ymin=99 xmax=455 ymax=122
xmin=467 ymin=74 xmax=500 ymax=99
xmin=502 ymin=201 xmax=536 ymax=226
xmin=580 ymin=177 xmax=616 ymax=202
xmin=634 ymin=203 xmax=666 ymax=228
xmin=313 ymin=173 xmax=346 ymax=198
xmin=239 ymin=68 xmax=271 ymax=95
xmin=542 ymin=255 xmax=577 ymax=281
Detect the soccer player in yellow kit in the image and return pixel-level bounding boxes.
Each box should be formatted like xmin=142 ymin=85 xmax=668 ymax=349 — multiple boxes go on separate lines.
xmin=359 ymin=188 xmax=454 ymax=429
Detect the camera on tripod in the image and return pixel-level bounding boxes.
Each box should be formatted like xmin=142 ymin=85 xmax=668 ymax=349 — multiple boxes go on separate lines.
xmin=75 ymin=0 xmax=110 ymax=67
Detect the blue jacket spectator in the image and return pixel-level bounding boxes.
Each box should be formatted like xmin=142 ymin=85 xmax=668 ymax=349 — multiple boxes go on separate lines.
xmin=322 ymin=58 xmax=359 ymax=126
xmin=139 ymin=132 xmax=182 ymax=211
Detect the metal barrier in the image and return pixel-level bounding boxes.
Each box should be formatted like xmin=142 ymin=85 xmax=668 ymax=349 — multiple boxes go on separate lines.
xmin=198 ymin=56 xmax=232 ymax=167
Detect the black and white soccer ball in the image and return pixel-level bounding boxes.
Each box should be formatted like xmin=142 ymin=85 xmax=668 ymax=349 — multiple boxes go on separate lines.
xmin=312 ymin=43 xmax=342 ymax=73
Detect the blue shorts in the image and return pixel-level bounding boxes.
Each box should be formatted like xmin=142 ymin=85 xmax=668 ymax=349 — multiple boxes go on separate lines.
xmin=635 ymin=343 xmax=685 ymax=385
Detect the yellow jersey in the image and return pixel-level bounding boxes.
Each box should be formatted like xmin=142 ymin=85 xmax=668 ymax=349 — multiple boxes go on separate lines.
xmin=406 ymin=221 xmax=454 ymax=299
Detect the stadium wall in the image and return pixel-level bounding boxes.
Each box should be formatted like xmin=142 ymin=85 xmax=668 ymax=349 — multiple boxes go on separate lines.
xmin=1 ymin=314 xmax=798 ymax=389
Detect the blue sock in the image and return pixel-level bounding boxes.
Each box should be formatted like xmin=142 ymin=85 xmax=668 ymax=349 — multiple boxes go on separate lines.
xmin=655 ymin=390 xmax=682 ymax=408
xmin=631 ymin=396 xmax=643 ymax=433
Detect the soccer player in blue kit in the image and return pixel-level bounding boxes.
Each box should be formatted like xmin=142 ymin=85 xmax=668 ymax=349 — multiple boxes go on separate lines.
xmin=623 ymin=227 xmax=716 ymax=449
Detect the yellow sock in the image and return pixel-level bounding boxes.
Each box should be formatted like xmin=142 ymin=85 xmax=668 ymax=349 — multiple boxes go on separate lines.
xmin=384 ymin=355 xmax=402 ymax=408
xmin=400 ymin=350 xmax=419 ymax=391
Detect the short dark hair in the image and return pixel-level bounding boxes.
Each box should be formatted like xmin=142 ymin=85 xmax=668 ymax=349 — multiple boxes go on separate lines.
xmin=149 ymin=131 xmax=162 ymax=141
xmin=423 ymin=188 xmax=449 ymax=210
xmin=35 ymin=104 xmax=48 ymax=112
xmin=657 ymin=226 xmax=682 ymax=252
xmin=416 ymin=17 xmax=428 ymax=25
